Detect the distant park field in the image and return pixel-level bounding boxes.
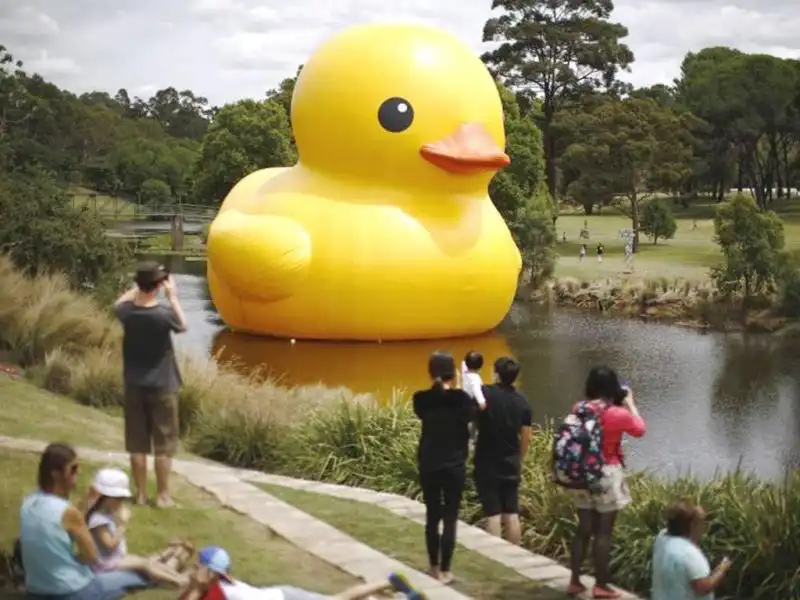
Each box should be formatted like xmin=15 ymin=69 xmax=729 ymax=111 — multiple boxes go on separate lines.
xmin=554 ymin=196 xmax=800 ymax=282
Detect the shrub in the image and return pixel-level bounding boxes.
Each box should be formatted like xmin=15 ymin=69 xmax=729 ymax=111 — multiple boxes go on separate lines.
xmin=0 ymin=257 xmax=119 ymax=365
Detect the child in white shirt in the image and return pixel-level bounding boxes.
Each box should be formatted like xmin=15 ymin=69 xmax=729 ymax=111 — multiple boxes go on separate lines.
xmin=86 ymin=467 xmax=191 ymax=587
xmin=461 ymin=351 xmax=487 ymax=410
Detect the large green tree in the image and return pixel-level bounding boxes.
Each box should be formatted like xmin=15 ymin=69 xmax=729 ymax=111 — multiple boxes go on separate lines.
xmin=712 ymin=194 xmax=785 ymax=303
xmin=491 ymin=84 xmax=555 ymax=285
xmin=677 ymin=49 xmax=800 ymax=206
xmin=192 ymin=99 xmax=296 ymax=204
xmin=560 ymin=97 xmax=696 ymax=249
xmin=481 ymin=0 xmax=634 ymax=198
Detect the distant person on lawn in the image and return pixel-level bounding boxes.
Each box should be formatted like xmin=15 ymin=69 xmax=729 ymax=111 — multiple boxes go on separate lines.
xmin=115 ymin=261 xmax=188 ymax=508
xmin=473 ymin=357 xmax=532 ymax=545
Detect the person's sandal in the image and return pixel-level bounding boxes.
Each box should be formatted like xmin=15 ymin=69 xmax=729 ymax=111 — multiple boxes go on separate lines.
xmin=566 ymin=582 xmax=587 ymax=596
xmin=592 ymin=586 xmax=621 ymax=599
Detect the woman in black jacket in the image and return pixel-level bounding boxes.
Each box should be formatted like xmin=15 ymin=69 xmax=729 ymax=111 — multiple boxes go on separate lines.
xmin=413 ymin=351 xmax=476 ymax=584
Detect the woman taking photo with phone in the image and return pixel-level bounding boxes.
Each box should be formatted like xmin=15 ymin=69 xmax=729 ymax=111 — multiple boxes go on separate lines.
xmin=565 ymin=366 xmax=646 ymax=598
xmin=412 ymin=351 xmax=475 ymax=585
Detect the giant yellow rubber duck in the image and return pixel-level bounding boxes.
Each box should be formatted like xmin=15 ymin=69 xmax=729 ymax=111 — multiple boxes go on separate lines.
xmin=207 ymin=22 xmax=522 ymax=341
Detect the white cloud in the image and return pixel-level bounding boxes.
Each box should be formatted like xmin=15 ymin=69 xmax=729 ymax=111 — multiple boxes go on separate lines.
xmin=2 ymin=0 xmax=800 ymax=105
xmin=0 ymin=6 xmax=59 ymax=38
xmin=25 ymin=50 xmax=80 ymax=75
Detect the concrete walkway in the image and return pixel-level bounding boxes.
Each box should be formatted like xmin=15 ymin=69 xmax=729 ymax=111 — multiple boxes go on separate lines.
xmin=235 ymin=471 xmax=640 ymax=600
xmin=0 ymin=435 xmax=641 ymax=600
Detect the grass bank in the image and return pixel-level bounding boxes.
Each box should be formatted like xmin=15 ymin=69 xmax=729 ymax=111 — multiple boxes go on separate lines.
xmin=1 ymin=256 xmax=799 ymax=598
xmin=0 ymin=448 xmax=358 ymax=598
xmin=534 ymin=275 xmax=796 ymax=333
xmin=547 ymin=203 xmax=800 ymax=332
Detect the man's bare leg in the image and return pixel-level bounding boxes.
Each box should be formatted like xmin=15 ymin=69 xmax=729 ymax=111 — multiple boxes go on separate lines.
xmin=331 ymin=580 xmax=393 ymax=600
xmin=154 ymin=454 xmax=174 ymax=508
xmin=502 ymin=514 xmax=522 ymax=545
xmin=485 ymin=515 xmax=502 ymax=538
xmin=130 ymin=453 xmax=148 ymax=505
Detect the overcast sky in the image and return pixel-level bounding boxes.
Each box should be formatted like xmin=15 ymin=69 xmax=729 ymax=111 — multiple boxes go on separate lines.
xmin=1 ymin=0 xmax=798 ymax=106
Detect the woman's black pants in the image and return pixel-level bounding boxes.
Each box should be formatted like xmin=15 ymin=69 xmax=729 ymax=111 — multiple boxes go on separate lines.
xmin=419 ymin=464 xmax=466 ymax=572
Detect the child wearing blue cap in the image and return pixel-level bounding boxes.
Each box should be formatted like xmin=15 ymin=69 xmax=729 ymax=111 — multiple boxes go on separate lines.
xmin=178 ymin=546 xmax=424 ymax=600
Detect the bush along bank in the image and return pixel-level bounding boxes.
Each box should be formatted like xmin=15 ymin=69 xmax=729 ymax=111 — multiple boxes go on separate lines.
xmin=1 ymin=256 xmax=799 ymax=599
xmin=535 ymin=276 xmax=800 ymax=334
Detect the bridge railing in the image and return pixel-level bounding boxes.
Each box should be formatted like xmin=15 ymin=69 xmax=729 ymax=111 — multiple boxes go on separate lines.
xmin=68 ymin=192 xmax=217 ymax=221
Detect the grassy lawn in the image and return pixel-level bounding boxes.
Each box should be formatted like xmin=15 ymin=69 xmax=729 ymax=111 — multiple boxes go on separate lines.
xmin=259 ymin=484 xmax=569 ymax=600
xmin=554 ymin=196 xmax=800 ymax=282
xmin=0 ymin=378 xmax=125 ymax=450
xmin=0 ymin=450 xmax=358 ymax=599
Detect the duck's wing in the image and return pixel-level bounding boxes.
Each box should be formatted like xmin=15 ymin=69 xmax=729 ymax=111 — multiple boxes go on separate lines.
xmin=207 ymin=207 xmax=311 ymax=302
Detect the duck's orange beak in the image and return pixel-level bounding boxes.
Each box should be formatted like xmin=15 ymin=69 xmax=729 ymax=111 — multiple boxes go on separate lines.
xmin=420 ymin=123 xmax=510 ymax=174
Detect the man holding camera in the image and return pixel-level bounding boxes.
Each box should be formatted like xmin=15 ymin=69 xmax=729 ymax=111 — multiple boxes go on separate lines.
xmin=115 ymin=261 xmax=187 ymax=508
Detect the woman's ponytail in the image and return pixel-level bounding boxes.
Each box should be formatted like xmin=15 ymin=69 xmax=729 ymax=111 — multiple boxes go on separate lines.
xmin=432 ymin=376 xmax=444 ymax=390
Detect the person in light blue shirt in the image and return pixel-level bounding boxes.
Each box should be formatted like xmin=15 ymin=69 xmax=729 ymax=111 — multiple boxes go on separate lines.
xmin=651 ymin=500 xmax=732 ymax=600
xmin=19 ymin=442 xmax=148 ymax=600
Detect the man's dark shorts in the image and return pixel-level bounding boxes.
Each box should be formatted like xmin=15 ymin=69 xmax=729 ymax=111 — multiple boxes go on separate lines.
xmin=124 ymin=386 xmax=179 ymax=456
xmin=474 ymin=468 xmax=520 ymax=517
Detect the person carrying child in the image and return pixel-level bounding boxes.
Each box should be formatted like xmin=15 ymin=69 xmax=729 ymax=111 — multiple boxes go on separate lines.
xmin=86 ymin=468 xmax=193 ymax=587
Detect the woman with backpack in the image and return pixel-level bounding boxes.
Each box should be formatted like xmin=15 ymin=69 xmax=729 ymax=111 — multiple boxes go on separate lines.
xmin=556 ymin=367 xmax=646 ymax=598
xmin=412 ymin=351 xmax=476 ymax=584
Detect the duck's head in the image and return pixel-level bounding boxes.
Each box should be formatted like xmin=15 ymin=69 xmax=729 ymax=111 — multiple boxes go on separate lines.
xmin=291 ymin=23 xmax=509 ymax=194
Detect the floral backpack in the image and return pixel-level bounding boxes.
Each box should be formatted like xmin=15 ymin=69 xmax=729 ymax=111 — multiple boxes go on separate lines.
xmin=552 ymin=400 xmax=605 ymax=489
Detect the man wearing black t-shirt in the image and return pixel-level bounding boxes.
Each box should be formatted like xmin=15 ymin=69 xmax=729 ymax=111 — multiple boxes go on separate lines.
xmin=473 ymin=357 xmax=532 ymax=544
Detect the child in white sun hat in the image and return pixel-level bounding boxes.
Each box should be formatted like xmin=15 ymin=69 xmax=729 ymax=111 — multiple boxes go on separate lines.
xmin=86 ymin=467 xmax=193 ymax=587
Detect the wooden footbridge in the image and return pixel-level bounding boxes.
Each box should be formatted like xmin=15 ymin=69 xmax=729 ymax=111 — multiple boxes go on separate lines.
xmin=70 ymin=192 xmax=218 ymax=251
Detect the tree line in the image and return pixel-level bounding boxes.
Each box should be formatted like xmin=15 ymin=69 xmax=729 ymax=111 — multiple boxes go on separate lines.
xmin=3 ymin=0 xmax=800 ymax=295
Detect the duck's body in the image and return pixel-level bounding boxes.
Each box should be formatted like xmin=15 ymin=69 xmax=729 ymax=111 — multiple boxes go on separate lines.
xmin=207 ymin=23 xmax=522 ymax=341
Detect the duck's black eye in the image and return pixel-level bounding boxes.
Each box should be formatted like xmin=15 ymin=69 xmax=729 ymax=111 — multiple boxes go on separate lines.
xmin=378 ymin=97 xmax=414 ymax=133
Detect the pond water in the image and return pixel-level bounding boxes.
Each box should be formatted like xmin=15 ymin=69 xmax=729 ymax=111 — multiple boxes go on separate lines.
xmin=153 ymin=255 xmax=800 ymax=480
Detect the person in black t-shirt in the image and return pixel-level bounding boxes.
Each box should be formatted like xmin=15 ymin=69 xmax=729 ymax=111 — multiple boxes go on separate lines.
xmin=412 ymin=351 xmax=476 ymax=584
xmin=473 ymin=357 xmax=532 ymax=545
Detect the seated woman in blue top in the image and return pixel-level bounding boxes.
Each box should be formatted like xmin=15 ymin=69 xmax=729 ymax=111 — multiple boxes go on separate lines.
xmin=19 ymin=442 xmax=148 ymax=600
xmin=651 ymin=499 xmax=732 ymax=600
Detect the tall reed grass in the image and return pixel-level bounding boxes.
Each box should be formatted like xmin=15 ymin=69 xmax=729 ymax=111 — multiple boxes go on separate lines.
xmin=1 ymin=255 xmax=798 ymax=598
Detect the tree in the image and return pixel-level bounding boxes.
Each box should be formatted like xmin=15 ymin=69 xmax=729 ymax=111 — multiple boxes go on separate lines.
xmin=139 ymin=178 xmax=172 ymax=205
xmin=560 ymin=97 xmax=696 ymax=249
xmin=192 ymin=99 xmax=296 ymax=204
xmin=0 ymin=169 xmax=129 ymax=289
xmin=490 ymin=83 xmax=555 ymax=284
xmin=711 ymin=194 xmax=784 ymax=302
xmin=676 ymin=49 xmax=799 ymax=206
xmin=640 ymin=198 xmax=677 ymax=244
xmin=482 ymin=0 xmax=634 ymax=198
xmin=265 ymin=65 xmax=302 ymax=118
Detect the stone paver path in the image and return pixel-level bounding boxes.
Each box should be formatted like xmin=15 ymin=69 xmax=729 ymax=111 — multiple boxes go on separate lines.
xmin=0 ymin=435 xmax=642 ymax=600
xmin=0 ymin=436 xmax=468 ymax=600
xmin=235 ymin=471 xmax=642 ymax=600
